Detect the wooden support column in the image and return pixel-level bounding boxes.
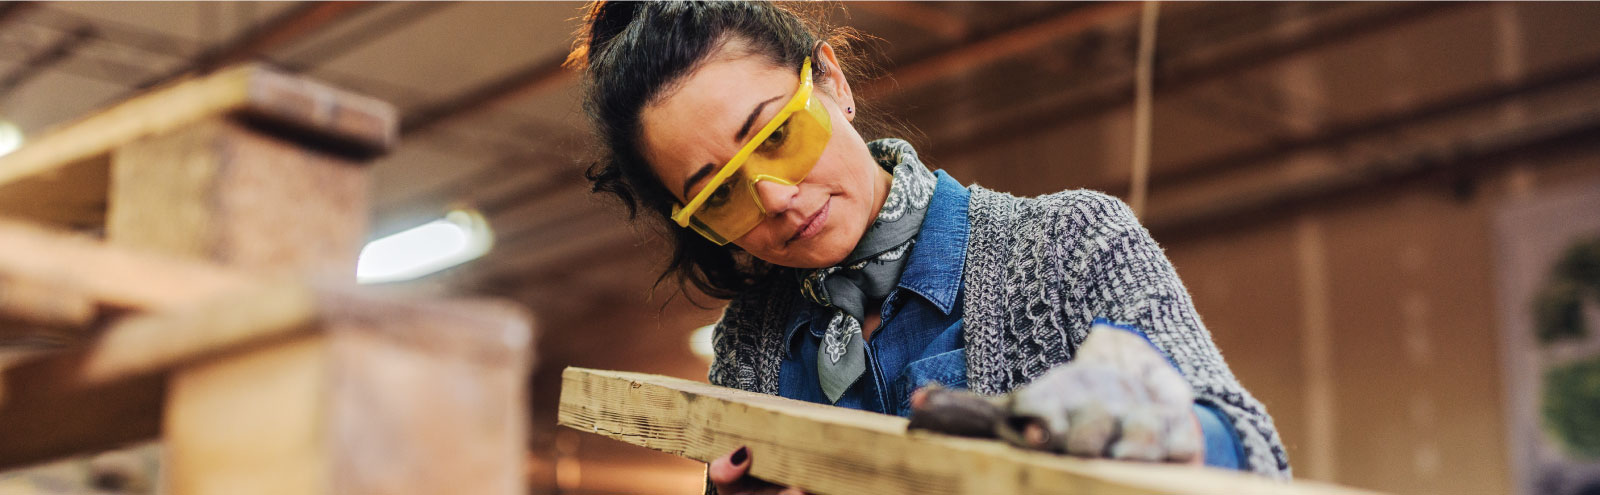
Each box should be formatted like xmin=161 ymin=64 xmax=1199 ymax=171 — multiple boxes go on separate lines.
xmin=104 ymin=74 xmax=389 ymax=276
xmin=96 ymin=66 xmax=387 ymax=495
xmin=163 ymin=295 xmax=532 ymax=495
xmin=58 ymin=65 xmax=535 ymax=495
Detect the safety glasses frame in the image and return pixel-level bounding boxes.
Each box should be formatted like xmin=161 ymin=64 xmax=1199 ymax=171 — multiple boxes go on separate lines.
xmin=670 ymin=58 xmax=825 ymax=243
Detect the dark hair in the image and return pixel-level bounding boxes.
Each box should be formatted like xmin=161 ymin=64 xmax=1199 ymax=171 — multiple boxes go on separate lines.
xmin=568 ymin=1 xmax=896 ymax=301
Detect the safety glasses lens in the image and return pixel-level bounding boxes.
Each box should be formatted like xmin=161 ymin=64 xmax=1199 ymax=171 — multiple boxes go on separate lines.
xmin=687 ymin=98 xmax=831 ymax=244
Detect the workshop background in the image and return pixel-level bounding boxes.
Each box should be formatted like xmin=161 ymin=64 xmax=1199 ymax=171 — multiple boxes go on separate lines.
xmin=1 ymin=2 xmax=1599 ymax=494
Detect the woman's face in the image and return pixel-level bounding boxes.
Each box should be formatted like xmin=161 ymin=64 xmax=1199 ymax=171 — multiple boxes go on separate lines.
xmin=640 ymin=41 xmax=888 ymax=269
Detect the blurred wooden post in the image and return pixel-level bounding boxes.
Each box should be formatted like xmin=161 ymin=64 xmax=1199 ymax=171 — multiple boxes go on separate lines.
xmin=72 ymin=65 xmax=530 ymax=495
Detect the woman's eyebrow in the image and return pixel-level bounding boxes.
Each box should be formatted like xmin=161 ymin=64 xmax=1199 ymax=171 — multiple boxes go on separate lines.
xmin=682 ymin=163 xmax=715 ymax=199
xmin=735 ymin=95 xmax=786 ymax=142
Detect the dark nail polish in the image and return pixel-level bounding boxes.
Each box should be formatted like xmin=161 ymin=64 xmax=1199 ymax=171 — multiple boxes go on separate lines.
xmin=731 ymin=446 xmax=749 ymax=466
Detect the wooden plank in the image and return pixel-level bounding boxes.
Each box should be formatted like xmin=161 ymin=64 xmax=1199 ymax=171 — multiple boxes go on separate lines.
xmin=0 ymin=274 xmax=96 ymax=337
xmin=0 ymin=155 xmax=108 ymax=230
xmin=0 ymin=218 xmax=249 ymax=311
xmin=559 ymin=367 xmax=1382 ymax=495
xmin=0 ymin=63 xmax=395 ymax=229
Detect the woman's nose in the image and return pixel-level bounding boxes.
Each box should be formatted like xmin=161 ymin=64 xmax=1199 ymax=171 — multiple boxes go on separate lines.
xmin=752 ymin=180 xmax=799 ymax=216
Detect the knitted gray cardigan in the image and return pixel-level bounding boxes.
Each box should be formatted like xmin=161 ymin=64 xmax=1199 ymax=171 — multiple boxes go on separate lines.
xmin=708 ymin=184 xmax=1292 ymax=478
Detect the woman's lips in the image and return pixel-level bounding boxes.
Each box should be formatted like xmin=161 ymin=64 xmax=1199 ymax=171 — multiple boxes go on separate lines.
xmin=788 ymin=199 xmax=830 ymax=244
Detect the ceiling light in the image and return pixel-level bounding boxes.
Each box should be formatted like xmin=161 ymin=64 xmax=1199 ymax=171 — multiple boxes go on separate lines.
xmin=0 ymin=121 xmax=22 ymax=158
xmin=356 ymin=209 xmax=493 ymax=284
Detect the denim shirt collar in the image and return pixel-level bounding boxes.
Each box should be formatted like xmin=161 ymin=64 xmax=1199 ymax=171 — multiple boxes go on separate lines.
xmin=784 ymin=170 xmax=969 ymax=355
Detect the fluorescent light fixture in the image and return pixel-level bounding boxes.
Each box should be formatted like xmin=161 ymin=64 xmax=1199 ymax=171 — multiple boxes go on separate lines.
xmin=0 ymin=121 xmax=22 ymax=158
xmin=357 ymin=209 xmax=493 ymax=284
xmin=689 ymin=323 xmax=716 ymax=362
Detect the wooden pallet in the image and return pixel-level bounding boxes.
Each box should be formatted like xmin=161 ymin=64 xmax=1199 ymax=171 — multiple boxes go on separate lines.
xmin=0 ymin=65 xmax=532 ymax=495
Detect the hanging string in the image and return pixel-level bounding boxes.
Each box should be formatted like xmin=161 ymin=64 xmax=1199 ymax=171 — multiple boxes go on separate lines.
xmin=1129 ymin=1 xmax=1160 ymax=218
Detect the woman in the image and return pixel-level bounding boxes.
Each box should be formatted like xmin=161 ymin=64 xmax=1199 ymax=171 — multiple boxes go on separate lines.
xmin=567 ymin=2 xmax=1291 ymax=492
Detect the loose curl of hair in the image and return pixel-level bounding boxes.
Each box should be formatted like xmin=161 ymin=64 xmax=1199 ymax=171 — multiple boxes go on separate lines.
xmin=567 ymin=1 xmax=902 ymax=301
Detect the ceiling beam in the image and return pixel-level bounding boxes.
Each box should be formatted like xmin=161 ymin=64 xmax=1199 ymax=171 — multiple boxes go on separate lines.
xmin=130 ymin=2 xmax=377 ymax=91
xmin=471 ymin=223 xmax=642 ymax=290
xmin=1150 ymin=105 xmax=1600 ymax=243
xmin=400 ymin=52 xmax=573 ymax=136
xmin=848 ymin=2 xmax=969 ymax=41
xmin=279 ymin=2 xmax=454 ymax=71
xmin=860 ymin=2 xmax=1140 ymax=97
xmin=931 ymin=1 xmax=1465 ymax=160
xmin=369 ymin=148 xmax=576 ymax=237
xmin=1118 ymin=46 xmax=1600 ymax=198
xmin=0 ymin=2 xmax=33 ymax=27
xmin=0 ymin=26 xmax=92 ymax=97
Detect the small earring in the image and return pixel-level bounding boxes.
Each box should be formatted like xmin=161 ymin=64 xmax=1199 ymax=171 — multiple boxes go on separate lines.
xmin=846 ymin=107 xmax=854 ymax=114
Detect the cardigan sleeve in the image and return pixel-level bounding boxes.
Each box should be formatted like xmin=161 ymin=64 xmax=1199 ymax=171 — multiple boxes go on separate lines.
xmin=1060 ymin=191 xmax=1293 ymax=479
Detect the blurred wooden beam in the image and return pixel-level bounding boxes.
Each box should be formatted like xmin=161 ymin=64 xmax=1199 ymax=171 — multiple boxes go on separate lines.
xmin=130 ymin=2 xmax=377 ymax=91
xmin=1148 ymin=104 xmax=1600 ymax=241
xmin=0 ymin=219 xmax=249 ymax=311
xmin=207 ymin=2 xmax=375 ymax=70
xmin=468 ymin=223 xmax=642 ymax=293
xmin=559 ymin=367 xmax=1381 ymax=495
xmin=0 ymin=25 xmax=93 ymax=99
xmin=934 ymin=2 xmax=1465 ymax=159
xmin=0 ymin=2 xmax=32 ymax=27
xmin=1129 ymin=47 xmax=1600 ymax=197
xmin=861 ymin=2 xmax=1139 ymax=97
xmin=401 ymin=52 xmax=573 ymax=136
xmin=371 ymin=149 xmax=577 ymax=238
xmin=279 ymin=2 xmax=454 ymax=71
xmin=0 ymin=275 xmax=96 ymax=337
xmin=483 ymin=180 xmax=593 ymax=239
xmin=849 ymin=2 xmax=969 ymax=41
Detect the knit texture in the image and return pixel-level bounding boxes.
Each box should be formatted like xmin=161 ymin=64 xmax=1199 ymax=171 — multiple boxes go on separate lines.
xmin=708 ymin=185 xmax=1292 ymax=478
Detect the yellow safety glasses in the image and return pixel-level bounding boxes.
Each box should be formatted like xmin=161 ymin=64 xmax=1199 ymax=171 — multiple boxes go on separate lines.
xmin=670 ymin=57 xmax=834 ymax=245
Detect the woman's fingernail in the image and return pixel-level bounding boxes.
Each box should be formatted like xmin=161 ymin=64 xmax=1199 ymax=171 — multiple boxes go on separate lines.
xmin=731 ymin=446 xmax=749 ymax=466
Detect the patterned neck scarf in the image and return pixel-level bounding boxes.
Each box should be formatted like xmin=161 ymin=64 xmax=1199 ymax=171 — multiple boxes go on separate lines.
xmin=799 ymin=139 xmax=937 ymax=403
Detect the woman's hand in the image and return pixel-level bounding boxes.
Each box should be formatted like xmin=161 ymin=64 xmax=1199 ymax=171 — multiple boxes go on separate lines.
xmin=1000 ymin=327 xmax=1203 ymax=464
xmin=909 ymin=326 xmax=1203 ymax=464
xmin=708 ymin=446 xmax=807 ymax=495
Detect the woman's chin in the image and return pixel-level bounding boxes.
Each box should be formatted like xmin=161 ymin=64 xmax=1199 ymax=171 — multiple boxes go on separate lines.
xmin=756 ymin=240 xmax=851 ymax=269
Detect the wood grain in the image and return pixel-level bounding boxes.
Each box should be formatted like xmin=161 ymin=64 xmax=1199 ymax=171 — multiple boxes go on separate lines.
xmin=559 ymin=367 xmax=1383 ymax=495
xmin=106 ymin=119 xmax=369 ymax=278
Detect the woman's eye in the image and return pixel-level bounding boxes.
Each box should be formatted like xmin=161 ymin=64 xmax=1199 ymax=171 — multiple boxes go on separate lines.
xmin=758 ymin=121 xmax=790 ymax=151
xmin=703 ymin=182 xmax=734 ymax=208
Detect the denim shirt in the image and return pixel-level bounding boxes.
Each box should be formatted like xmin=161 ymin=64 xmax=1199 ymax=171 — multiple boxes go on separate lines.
xmin=776 ymin=170 xmax=1245 ymax=469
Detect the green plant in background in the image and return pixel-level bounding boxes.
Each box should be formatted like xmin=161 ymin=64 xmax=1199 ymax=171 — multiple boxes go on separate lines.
xmin=1543 ymin=356 xmax=1600 ymax=460
xmin=1533 ymin=236 xmax=1600 ymax=460
xmin=1535 ymin=237 xmax=1600 ymax=344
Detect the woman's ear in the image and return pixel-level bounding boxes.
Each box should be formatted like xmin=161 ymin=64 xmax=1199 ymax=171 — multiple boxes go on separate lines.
xmin=814 ymin=42 xmax=855 ymax=122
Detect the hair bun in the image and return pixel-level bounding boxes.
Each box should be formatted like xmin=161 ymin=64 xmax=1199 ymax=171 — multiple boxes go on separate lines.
xmin=566 ymin=1 xmax=644 ymax=69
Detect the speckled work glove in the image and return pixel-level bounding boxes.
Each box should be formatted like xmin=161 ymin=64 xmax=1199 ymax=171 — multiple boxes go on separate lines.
xmin=910 ymin=322 xmax=1203 ymax=464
